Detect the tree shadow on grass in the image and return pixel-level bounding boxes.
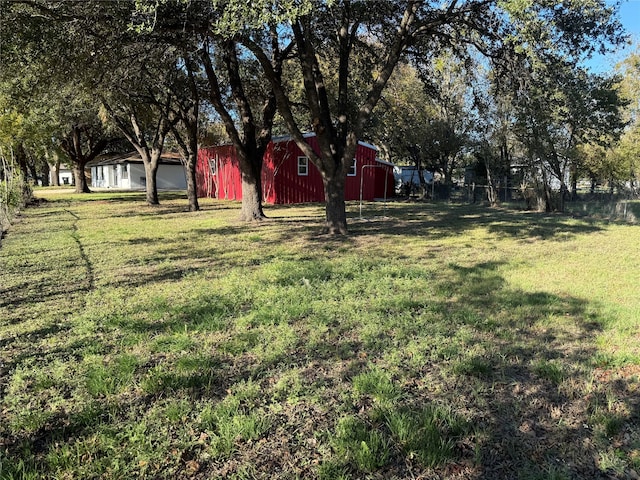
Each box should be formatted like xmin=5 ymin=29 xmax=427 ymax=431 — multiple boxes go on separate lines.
xmin=1 ymin=202 xmax=635 ymax=479
xmin=425 ymin=263 xmax=605 ymax=478
xmin=68 ymin=203 xmax=607 ymax=294
xmin=204 ymin=260 xmax=635 ymax=479
xmin=35 ymin=190 xmax=188 ymax=204
xmin=349 ymin=203 xmax=603 ymax=241
xmin=2 ymin=258 xmax=638 ymax=479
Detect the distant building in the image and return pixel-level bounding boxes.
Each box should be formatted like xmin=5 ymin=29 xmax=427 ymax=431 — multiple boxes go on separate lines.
xmin=88 ymin=152 xmax=187 ymax=190
xmin=49 ymin=164 xmax=74 ymax=186
xmin=197 ymin=134 xmax=394 ymax=204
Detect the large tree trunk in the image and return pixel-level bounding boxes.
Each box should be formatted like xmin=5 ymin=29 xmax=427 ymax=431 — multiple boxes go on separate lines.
xmin=143 ymin=161 xmax=159 ymax=205
xmin=73 ymin=161 xmax=91 ymax=193
xmin=41 ymin=162 xmax=50 ymax=187
xmin=240 ymin=174 xmax=265 ymax=221
xmin=323 ymin=173 xmax=347 ymax=235
xmin=202 ymin=41 xmax=273 ymax=222
xmin=15 ymin=144 xmax=32 ymax=199
xmin=238 ymin=147 xmax=265 ymax=221
xmin=60 ymin=125 xmax=108 ymax=194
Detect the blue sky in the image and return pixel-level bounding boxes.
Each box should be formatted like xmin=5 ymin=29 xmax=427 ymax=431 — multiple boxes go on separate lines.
xmin=587 ymin=0 xmax=640 ymax=73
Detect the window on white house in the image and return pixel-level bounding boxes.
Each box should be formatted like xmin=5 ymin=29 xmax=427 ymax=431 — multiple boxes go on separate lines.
xmin=121 ymin=164 xmax=129 ymax=180
xmin=298 ymin=156 xmax=309 ymax=176
xmin=209 ymin=158 xmax=217 ymax=175
xmin=347 ymin=158 xmax=357 ymax=176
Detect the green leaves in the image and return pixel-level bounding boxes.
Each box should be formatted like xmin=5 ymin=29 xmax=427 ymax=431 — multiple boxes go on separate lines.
xmin=210 ymin=0 xmax=315 ymax=35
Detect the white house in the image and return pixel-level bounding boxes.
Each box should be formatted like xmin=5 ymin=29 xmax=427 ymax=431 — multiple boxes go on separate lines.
xmin=48 ymin=163 xmax=74 ymax=186
xmin=89 ymin=152 xmax=187 ymax=190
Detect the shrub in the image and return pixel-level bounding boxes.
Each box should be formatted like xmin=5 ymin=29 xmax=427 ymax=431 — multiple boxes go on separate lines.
xmin=0 ymin=167 xmax=31 ymax=242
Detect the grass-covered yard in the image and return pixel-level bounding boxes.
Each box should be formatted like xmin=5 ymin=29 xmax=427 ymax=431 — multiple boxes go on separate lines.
xmin=1 ymin=191 xmax=639 ymax=479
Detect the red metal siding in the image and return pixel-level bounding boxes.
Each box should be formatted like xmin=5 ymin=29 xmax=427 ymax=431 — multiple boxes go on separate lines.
xmin=261 ymin=141 xmax=277 ymax=204
xmin=378 ymin=163 xmax=394 ymax=197
xmin=196 ymin=148 xmax=213 ymax=197
xmin=197 ymin=145 xmax=242 ymax=200
xmin=346 ymin=143 xmax=378 ymax=201
xmin=271 ymin=138 xmax=325 ymax=204
xmin=373 ymin=165 xmax=395 ymax=199
xmin=196 ymin=135 xmax=386 ymax=204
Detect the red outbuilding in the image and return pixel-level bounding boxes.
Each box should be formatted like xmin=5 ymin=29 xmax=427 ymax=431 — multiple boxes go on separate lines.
xmin=196 ymin=134 xmax=394 ymax=204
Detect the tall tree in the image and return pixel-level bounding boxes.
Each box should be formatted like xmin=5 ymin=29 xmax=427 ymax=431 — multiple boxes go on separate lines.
xmin=127 ymin=0 xmax=212 ymax=211
xmin=473 ymin=80 xmax=518 ymax=207
xmin=240 ymin=0 xmax=624 ymax=233
xmin=1 ymin=1 xmax=120 ymax=193
xmin=200 ymin=37 xmax=286 ymax=221
xmin=242 ymin=1 xmax=425 ymax=233
xmin=508 ymin=60 xmax=625 ymax=210
xmin=370 ymin=62 xmax=437 ymax=197
xmin=167 ymin=54 xmax=202 ymax=212
xmin=133 ymin=0 xmax=287 ymax=220
xmin=84 ymin=3 xmax=186 ymax=206
xmin=608 ymin=48 xmax=640 ymax=194
xmin=101 ymin=100 xmax=175 ymax=204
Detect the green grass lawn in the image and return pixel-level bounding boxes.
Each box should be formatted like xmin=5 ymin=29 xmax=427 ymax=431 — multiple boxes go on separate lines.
xmin=1 ymin=191 xmax=639 ymax=479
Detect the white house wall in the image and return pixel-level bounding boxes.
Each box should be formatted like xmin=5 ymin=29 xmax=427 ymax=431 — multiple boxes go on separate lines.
xmin=91 ymin=166 xmax=104 ymax=188
xmin=118 ymin=163 xmax=131 ymax=189
xmin=99 ymin=163 xmax=187 ymax=190
xmin=54 ymin=170 xmax=74 ymax=186
xmin=156 ymin=164 xmax=187 ymax=190
xmin=129 ymin=163 xmax=147 ymax=189
xmin=91 ymin=164 xmax=130 ymax=188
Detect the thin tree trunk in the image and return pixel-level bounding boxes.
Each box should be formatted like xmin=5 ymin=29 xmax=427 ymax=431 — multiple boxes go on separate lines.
xmin=183 ymin=125 xmax=200 ymax=212
xmin=443 ymin=166 xmax=453 ymax=200
xmin=50 ymin=159 xmax=61 ymax=187
xmin=15 ymin=144 xmax=29 ymax=185
xmin=570 ymin=166 xmax=578 ymax=200
xmin=544 ymin=186 xmax=553 ymax=212
xmin=486 ymin=164 xmax=498 ymax=207
xmin=184 ymin=151 xmax=199 ymax=212
xmin=558 ymin=182 xmax=567 ymax=212
xmin=27 ymin=158 xmax=39 ymax=186
xmin=173 ymin=124 xmax=200 ymax=212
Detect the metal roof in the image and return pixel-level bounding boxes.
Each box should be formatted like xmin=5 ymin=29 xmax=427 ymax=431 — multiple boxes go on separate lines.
xmin=89 ymin=151 xmax=183 ymax=166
